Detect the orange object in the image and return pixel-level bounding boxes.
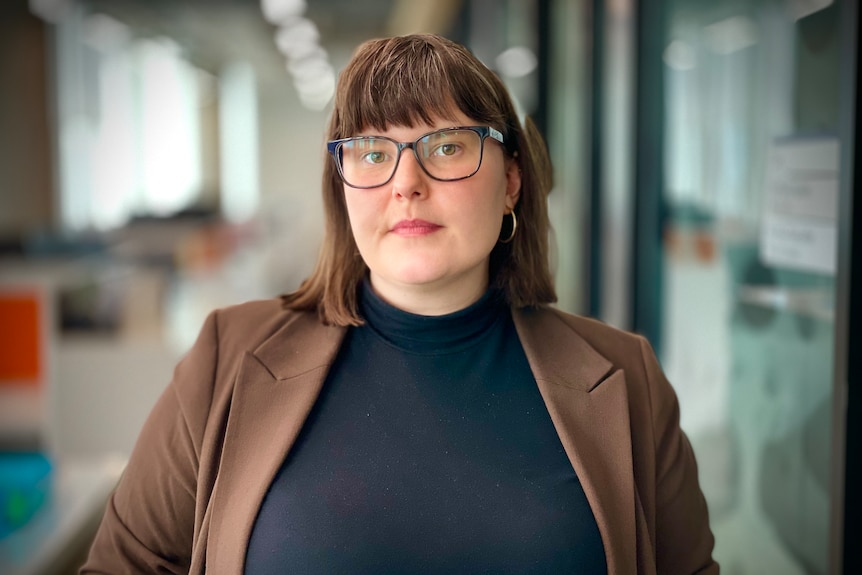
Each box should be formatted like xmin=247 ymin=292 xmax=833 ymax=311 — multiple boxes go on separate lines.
xmin=693 ymin=230 xmax=717 ymax=263
xmin=0 ymin=293 xmax=41 ymax=384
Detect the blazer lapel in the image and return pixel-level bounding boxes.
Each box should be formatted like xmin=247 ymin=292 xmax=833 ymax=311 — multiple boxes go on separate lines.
xmin=206 ymin=311 xmax=346 ymax=573
xmin=513 ymin=307 xmax=636 ymax=575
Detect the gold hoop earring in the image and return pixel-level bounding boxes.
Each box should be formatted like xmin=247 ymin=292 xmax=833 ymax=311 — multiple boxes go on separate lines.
xmin=499 ymin=211 xmax=517 ymax=244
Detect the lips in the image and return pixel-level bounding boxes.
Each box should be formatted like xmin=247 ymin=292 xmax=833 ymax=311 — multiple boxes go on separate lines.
xmin=390 ymin=219 xmax=442 ymax=236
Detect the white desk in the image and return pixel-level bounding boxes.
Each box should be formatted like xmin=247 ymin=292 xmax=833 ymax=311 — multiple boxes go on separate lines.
xmin=0 ymin=457 xmax=125 ymax=575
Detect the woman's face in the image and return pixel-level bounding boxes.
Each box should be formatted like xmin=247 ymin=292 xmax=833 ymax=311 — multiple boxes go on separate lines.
xmin=343 ymin=109 xmax=521 ymax=315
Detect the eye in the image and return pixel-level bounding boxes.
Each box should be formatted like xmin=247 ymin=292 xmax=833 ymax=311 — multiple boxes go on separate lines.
xmin=433 ymin=143 xmax=461 ymax=157
xmin=361 ymin=150 xmax=388 ymax=164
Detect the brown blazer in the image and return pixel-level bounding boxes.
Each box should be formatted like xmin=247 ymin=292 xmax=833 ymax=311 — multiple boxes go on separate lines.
xmin=82 ymin=299 xmax=718 ymax=574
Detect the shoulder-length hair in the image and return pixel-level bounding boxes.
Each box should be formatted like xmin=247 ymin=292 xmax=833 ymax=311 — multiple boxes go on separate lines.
xmin=282 ymin=33 xmax=556 ymax=325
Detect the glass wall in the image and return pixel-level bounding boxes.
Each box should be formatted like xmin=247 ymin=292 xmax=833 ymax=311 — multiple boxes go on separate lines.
xmin=653 ymin=0 xmax=851 ymax=572
xmin=547 ymin=0 xmax=591 ymax=314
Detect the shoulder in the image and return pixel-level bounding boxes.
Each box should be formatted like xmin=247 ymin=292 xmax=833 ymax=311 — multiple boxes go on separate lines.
xmin=516 ymin=306 xmax=680 ymax=443
xmin=174 ymin=298 xmax=310 ymax=380
xmin=200 ymin=299 xmax=346 ymax=382
xmin=169 ymin=299 xmax=341 ymax=421
xmin=175 ymin=299 xmax=334 ymax=389
xmin=512 ymin=304 xmax=662 ymax=399
xmin=515 ymin=305 xmax=649 ymax=369
xmin=212 ymin=298 xmax=296 ymax=332
xmin=204 ymin=299 xmax=326 ymax=353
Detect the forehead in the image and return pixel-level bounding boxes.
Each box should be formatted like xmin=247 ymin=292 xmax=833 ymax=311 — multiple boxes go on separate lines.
xmin=356 ymin=109 xmax=478 ymax=139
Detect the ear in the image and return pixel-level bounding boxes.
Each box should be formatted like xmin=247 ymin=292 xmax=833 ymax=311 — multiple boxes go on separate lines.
xmin=504 ymin=154 xmax=522 ymax=212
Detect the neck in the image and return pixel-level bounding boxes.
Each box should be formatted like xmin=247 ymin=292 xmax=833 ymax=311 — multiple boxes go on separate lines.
xmin=368 ymin=273 xmax=489 ymax=316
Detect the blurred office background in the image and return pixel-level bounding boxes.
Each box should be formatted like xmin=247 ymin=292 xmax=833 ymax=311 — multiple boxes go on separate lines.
xmin=0 ymin=0 xmax=858 ymax=573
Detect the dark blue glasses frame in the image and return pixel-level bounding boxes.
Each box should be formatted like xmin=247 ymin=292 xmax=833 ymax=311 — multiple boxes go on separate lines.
xmin=326 ymin=125 xmax=505 ymax=189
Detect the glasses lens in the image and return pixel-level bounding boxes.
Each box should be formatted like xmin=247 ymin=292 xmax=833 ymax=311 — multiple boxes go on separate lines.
xmin=339 ymin=138 xmax=399 ymax=188
xmin=335 ymin=129 xmax=486 ymax=188
xmin=417 ymin=129 xmax=483 ymax=181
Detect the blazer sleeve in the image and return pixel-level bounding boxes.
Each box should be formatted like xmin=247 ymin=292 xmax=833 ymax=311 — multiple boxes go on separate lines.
xmin=80 ymin=311 xmax=221 ymax=574
xmin=639 ymin=336 xmax=719 ymax=575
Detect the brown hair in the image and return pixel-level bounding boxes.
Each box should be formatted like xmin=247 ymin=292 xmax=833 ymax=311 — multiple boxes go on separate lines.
xmin=282 ymin=33 xmax=556 ymax=325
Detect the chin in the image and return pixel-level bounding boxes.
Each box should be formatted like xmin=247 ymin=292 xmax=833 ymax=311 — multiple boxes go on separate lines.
xmin=375 ymin=259 xmax=450 ymax=286
xmin=390 ymin=268 xmax=449 ymax=287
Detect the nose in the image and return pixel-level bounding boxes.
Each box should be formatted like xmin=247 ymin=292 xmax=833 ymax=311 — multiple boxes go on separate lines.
xmin=390 ymin=148 xmax=428 ymax=199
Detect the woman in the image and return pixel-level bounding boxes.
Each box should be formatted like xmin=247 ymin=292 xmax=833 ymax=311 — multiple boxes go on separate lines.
xmin=82 ymin=34 xmax=717 ymax=574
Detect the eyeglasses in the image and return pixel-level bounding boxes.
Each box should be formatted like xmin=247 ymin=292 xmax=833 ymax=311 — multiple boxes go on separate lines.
xmin=327 ymin=126 xmax=505 ymax=189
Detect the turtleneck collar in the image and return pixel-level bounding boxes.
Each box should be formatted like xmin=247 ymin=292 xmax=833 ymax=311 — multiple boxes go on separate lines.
xmin=358 ymin=279 xmax=508 ymax=354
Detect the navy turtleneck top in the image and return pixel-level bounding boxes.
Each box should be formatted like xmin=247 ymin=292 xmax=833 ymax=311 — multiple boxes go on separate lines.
xmin=244 ymin=284 xmax=606 ymax=574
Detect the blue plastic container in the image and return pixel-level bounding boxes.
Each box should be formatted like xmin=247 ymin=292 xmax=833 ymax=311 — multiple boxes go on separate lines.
xmin=0 ymin=452 xmax=52 ymax=539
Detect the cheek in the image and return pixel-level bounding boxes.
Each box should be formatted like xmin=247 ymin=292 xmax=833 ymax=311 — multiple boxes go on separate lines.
xmin=343 ymin=191 xmax=370 ymax=229
xmin=448 ymin=193 xmax=506 ymax=249
xmin=342 ymin=198 xmax=365 ymax=250
xmin=343 ymin=192 xmax=385 ymax=250
xmin=471 ymin=179 xmax=509 ymax=224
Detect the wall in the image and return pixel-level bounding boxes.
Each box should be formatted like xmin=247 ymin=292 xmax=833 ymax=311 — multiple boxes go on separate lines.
xmin=0 ymin=1 xmax=54 ymax=238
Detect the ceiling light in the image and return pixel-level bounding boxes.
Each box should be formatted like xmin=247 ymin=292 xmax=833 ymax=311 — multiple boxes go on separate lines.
xmin=260 ymin=0 xmax=306 ymax=25
xmin=495 ymin=46 xmax=538 ymax=78
xmin=287 ymin=52 xmax=330 ymax=80
xmin=275 ymin=18 xmax=320 ymax=59
xmin=296 ymin=73 xmax=335 ymax=111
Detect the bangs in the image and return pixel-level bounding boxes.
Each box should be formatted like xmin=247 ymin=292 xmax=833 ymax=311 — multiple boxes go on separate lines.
xmin=331 ymin=35 xmax=507 ymax=139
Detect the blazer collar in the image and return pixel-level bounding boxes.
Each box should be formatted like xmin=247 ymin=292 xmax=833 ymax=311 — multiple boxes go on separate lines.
xmin=512 ymin=306 xmax=615 ymax=391
xmin=253 ymin=310 xmax=347 ymax=381
xmin=513 ymin=306 xmax=637 ymax=574
xmin=205 ymin=310 xmax=347 ymax=573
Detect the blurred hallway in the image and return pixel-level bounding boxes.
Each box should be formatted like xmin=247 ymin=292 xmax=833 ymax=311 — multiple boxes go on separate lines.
xmin=0 ymin=0 xmax=858 ymax=573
